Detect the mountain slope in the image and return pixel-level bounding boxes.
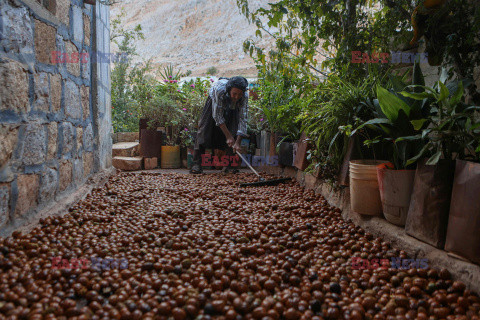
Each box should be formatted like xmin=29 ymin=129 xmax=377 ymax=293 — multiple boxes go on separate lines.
xmin=110 ymin=0 xmax=274 ymax=77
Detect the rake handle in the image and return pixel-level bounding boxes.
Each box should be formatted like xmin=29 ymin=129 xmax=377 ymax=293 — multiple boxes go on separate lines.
xmin=235 ymin=150 xmax=262 ymax=180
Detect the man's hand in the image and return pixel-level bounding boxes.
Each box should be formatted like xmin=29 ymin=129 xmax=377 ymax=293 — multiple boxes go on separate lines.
xmin=233 ymin=142 xmax=241 ymax=153
xmin=226 ymin=137 xmax=235 ymax=148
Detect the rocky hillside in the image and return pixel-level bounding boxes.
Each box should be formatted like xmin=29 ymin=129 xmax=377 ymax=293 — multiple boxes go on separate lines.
xmin=110 ymin=0 xmax=274 ymax=77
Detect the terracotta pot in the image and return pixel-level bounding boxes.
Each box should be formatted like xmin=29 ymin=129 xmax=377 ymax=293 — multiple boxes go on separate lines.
xmin=268 ymin=132 xmax=278 ymax=158
xmin=445 ymin=160 xmax=480 ymax=264
xmin=377 ymin=164 xmax=416 ymax=227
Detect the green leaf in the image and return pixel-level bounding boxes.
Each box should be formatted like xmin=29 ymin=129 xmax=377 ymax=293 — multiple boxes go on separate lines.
xmin=440 ymin=68 xmax=449 ymax=84
xmin=410 ymin=119 xmax=428 ymax=130
xmin=426 ymin=151 xmax=442 ymax=165
xmin=376 ymin=85 xmax=411 ymax=122
xmin=395 ymin=134 xmax=422 ymax=142
xmin=439 ymin=82 xmax=449 ymax=102
xmin=351 ymin=118 xmax=391 ymax=136
xmin=406 ymin=144 xmax=429 ymax=167
xmin=449 ymin=81 xmax=464 ymax=106
xmin=400 ymin=91 xmax=434 ymax=101
xmin=412 ymin=61 xmax=425 ymax=88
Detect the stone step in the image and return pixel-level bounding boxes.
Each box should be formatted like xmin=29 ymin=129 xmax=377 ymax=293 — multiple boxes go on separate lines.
xmin=112 ymin=142 xmax=140 ymax=157
xmin=113 ymin=132 xmax=139 ymax=144
xmin=112 ymin=156 xmax=143 ymax=171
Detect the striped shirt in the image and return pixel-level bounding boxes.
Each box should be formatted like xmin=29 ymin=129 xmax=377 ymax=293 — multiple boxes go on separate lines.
xmin=209 ymin=79 xmax=249 ymax=137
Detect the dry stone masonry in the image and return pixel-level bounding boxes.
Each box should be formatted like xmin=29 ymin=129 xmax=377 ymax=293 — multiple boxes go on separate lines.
xmin=0 ymin=0 xmax=112 ymax=235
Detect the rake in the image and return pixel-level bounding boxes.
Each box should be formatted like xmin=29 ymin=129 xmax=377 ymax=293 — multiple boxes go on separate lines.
xmin=235 ymin=151 xmax=292 ymax=187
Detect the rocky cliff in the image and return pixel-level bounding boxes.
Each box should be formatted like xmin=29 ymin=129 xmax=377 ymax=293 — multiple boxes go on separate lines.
xmin=110 ymin=0 xmax=274 ymax=77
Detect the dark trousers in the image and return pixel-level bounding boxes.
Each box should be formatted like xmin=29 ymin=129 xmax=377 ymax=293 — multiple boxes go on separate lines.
xmin=193 ymin=97 xmax=239 ymax=167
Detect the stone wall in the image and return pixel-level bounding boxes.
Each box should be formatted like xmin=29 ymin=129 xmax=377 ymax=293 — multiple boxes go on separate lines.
xmin=0 ymin=0 xmax=111 ymax=235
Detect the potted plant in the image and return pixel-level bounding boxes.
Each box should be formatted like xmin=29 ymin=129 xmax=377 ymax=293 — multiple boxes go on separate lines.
xmin=400 ymin=72 xmax=480 ymax=248
xmin=353 ymin=72 xmax=428 ymax=225
xmin=142 ymin=90 xmax=183 ymax=168
xmin=177 ymin=78 xmax=213 ymax=169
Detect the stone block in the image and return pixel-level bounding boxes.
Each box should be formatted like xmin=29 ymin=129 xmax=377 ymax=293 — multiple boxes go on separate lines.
xmin=65 ymin=41 xmax=80 ymax=77
xmin=305 ymin=173 xmax=318 ymax=190
xmin=0 ymin=125 xmax=20 ymax=170
xmin=50 ymin=73 xmax=62 ymax=113
xmin=43 ymin=0 xmax=57 ymax=15
xmin=81 ymin=51 xmax=91 ymax=80
xmin=34 ymin=72 xmax=50 ymax=111
xmin=0 ymin=58 xmax=29 ymax=113
xmin=0 ymin=184 xmax=10 ymax=228
xmin=56 ymin=0 xmax=70 ymax=26
xmin=47 ymin=122 xmax=58 ymax=160
xmin=84 ymin=14 xmax=91 ymax=47
xmin=71 ymin=5 xmax=83 ymax=43
xmin=59 ymin=160 xmax=72 ymax=192
xmin=22 ymin=124 xmax=47 ymax=166
xmin=76 ymin=127 xmax=83 ymax=151
xmin=113 ymin=132 xmax=139 ymax=143
xmin=112 ymin=142 xmax=140 ymax=157
xmin=34 ymin=19 xmax=57 ymax=64
xmin=144 ymin=157 xmax=158 ymax=170
xmin=73 ymin=158 xmax=83 ymax=184
xmin=81 ymin=86 xmax=90 ymax=119
xmin=112 ymin=156 xmax=142 ymax=171
xmin=83 ymin=124 xmax=94 ymax=151
xmin=296 ymin=170 xmax=305 ymax=185
xmin=39 ymin=167 xmax=58 ymax=202
xmin=15 ymin=174 xmax=39 ymax=218
xmin=0 ymin=3 xmax=33 ymax=54
xmin=83 ymin=152 xmax=94 ymax=177
xmin=64 ymin=80 xmax=82 ymax=119
xmin=60 ymin=122 xmax=74 ymax=155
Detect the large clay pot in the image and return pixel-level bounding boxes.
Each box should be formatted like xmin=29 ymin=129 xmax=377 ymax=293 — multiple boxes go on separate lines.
xmin=160 ymin=146 xmax=181 ymax=169
xmin=269 ymin=132 xmax=279 ymax=158
xmin=377 ymin=164 xmax=416 ymax=226
xmin=444 ymin=160 xmax=480 ymax=264
xmin=405 ymin=159 xmax=455 ymax=248
xmin=349 ymin=160 xmax=388 ymax=216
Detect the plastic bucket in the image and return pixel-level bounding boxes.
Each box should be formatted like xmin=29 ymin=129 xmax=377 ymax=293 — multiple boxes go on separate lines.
xmin=377 ymin=164 xmax=416 ymax=226
xmin=160 ymin=146 xmax=181 ymax=169
xmin=349 ymin=160 xmax=388 ymax=215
